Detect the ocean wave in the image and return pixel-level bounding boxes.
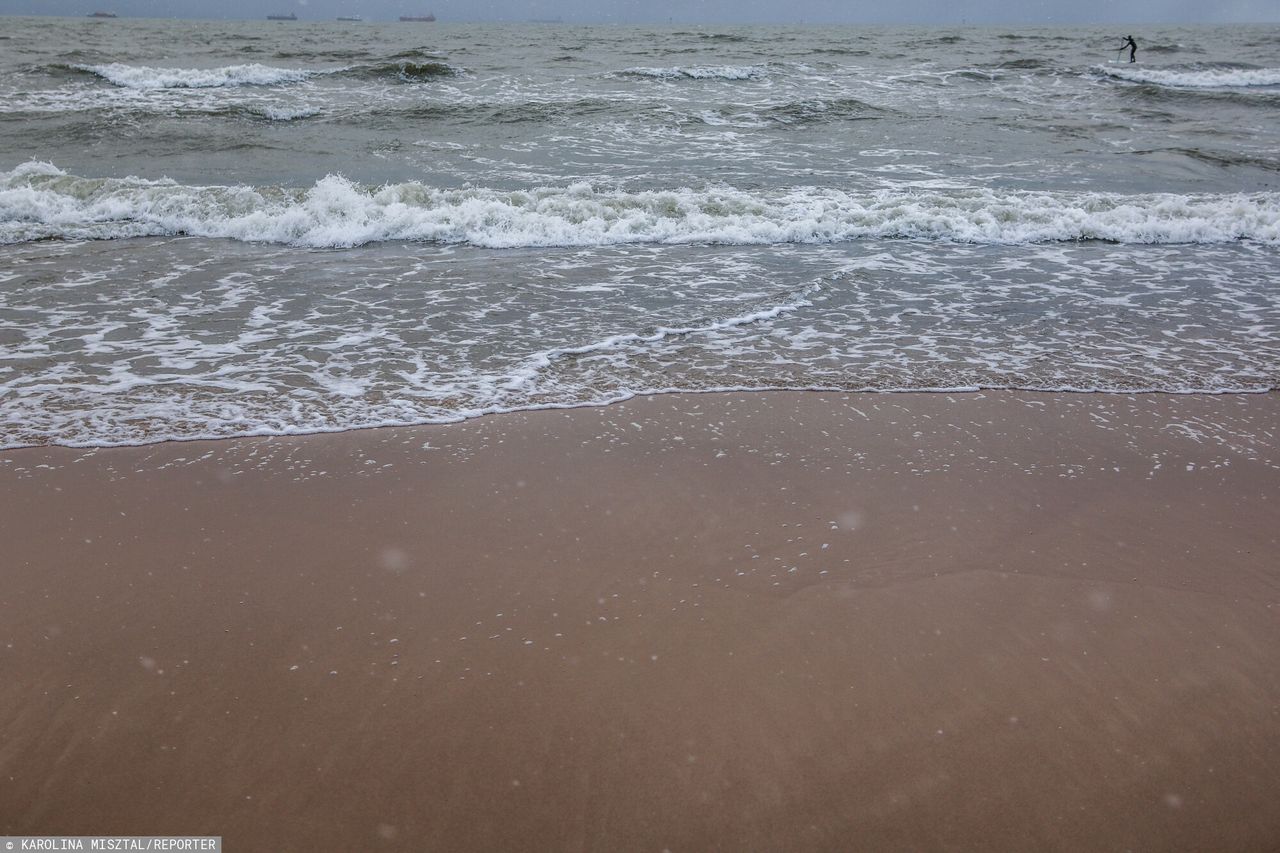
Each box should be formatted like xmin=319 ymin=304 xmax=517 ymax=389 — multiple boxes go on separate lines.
xmin=3 ymin=163 xmax=1278 ymax=249
xmin=361 ymin=97 xmax=614 ymax=127
xmin=1133 ymin=147 xmax=1280 ymax=173
xmin=1142 ymin=43 xmax=1204 ymax=54
xmin=811 ymin=47 xmax=872 ymax=56
xmin=360 ymin=95 xmax=870 ymax=129
xmin=1098 ymin=63 xmax=1280 ymax=88
xmin=272 ymin=48 xmax=370 ymax=61
xmin=670 ymin=32 xmax=749 ymax=42
xmin=695 ymin=97 xmax=888 ymax=127
xmin=67 ymin=62 xmax=326 ymax=89
xmin=994 ymin=58 xmax=1047 ymax=70
xmin=250 ymin=105 xmax=322 ymax=121
xmin=1117 ymin=82 xmax=1280 ymax=109
xmin=347 ymin=60 xmax=465 ymax=82
xmin=616 ymin=65 xmax=767 ymax=80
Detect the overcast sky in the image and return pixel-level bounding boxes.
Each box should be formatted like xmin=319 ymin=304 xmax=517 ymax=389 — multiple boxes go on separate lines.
xmin=2 ymin=0 xmax=1277 ymax=25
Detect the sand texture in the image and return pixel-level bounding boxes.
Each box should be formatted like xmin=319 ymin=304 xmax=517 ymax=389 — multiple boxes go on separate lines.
xmin=2 ymin=391 xmax=1279 ymax=851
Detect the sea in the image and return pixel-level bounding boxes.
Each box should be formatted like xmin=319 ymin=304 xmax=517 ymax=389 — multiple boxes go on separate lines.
xmin=1 ymin=17 xmax=1278 ymax=449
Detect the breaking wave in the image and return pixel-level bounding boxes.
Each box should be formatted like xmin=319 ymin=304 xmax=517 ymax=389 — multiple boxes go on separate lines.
xmin=616 ymin=65 xmax=767 ymax=80
xmin=349 ymin=60 xmax=465 ymax=81
xmin=63 ymin=60 xmax=464 ymax=89
xmin=251 ymin=105 xmax=322 ymax=121
xmin=670 ymin=32 xmax=750 ymax=42
xmin=1098 ymin=63 xmax=1280 ymax=88
xmin=364 ymin=98 xmax=614 ymax=127
xmin=695 ymin=97 xmax=888 ymax=127
xmin=67 ymin=62 xmax=328 ymax=89
xmin=3 ymin=162 xmax=1278 ymax=249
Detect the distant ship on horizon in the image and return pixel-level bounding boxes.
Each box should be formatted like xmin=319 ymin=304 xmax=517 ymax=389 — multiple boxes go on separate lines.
xmin=87 ymin=11 xmax=118 ymax=17
xmin=266 ymin=12 xmax=298 ymax=20
xmin=399 ymin=13 xmax=437 ymax=21
xmin=336 ymin=15 xmax=363 ymax=21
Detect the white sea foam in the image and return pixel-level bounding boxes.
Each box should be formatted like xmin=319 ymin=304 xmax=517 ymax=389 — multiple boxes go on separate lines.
xmin=3 ymin=163 xmax=1278 ymax=248
xmin=619 ymin=65 xmax=767 ymax=80
xmin=72 ymin=62 xmax=327 ymax=89
xmin=5 ymin=382 xmax=1274 ymax=452
xmin=3 ymin=237 xmax=1276 ymax=450
xmin=1099 ymin=64 xmax=1280 ymax=88
xmin=502 ymin=284 xmax=821 ymax=391
xmin=254 ymin=105 xmax=322 ymax=121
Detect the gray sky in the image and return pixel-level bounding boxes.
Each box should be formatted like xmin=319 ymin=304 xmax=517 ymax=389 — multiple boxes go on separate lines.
xmin=2 ymin=0 xmax=1277 ymax=25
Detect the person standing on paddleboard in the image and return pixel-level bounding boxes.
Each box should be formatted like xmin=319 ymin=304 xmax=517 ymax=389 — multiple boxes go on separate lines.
xmin=1120 ymin=35 xmax=1137 ymax=63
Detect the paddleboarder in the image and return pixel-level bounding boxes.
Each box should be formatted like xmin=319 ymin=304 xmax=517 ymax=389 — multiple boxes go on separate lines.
xmin=1120 ymin=35 xmax=1137 ymax=63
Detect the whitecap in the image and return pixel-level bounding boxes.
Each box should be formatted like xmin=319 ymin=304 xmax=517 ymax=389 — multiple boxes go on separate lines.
xmin=71 ymin=62 xmax=329 ymax=89
xmin=618 ymin=65 xmax=767 ymax=80
xmin=1098 ymin=64 xmax=1280 ymax=88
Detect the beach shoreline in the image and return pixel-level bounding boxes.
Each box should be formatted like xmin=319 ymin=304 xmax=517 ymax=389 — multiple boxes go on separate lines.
xmin=3 ymin=389 xmax=1279 ymax=850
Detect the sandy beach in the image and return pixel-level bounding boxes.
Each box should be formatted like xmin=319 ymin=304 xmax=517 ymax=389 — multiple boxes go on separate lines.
xmin=2 ymin=390 xmax=1279 ymax=851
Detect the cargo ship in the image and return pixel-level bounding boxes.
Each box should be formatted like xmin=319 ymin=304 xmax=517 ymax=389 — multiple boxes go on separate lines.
xmin=266 ymin=12 xmax=298 ymax=20
xmin=336 ymin=15 xmax=363 ymax=21
xmin=87 ymin=11 xmax=118 ymax=17
xmin=399 ymin=13 xmax=437 ymax=21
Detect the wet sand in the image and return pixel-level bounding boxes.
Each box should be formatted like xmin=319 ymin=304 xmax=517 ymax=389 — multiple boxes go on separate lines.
xmin=2 ymin=391 xmax=1279 ymax=851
